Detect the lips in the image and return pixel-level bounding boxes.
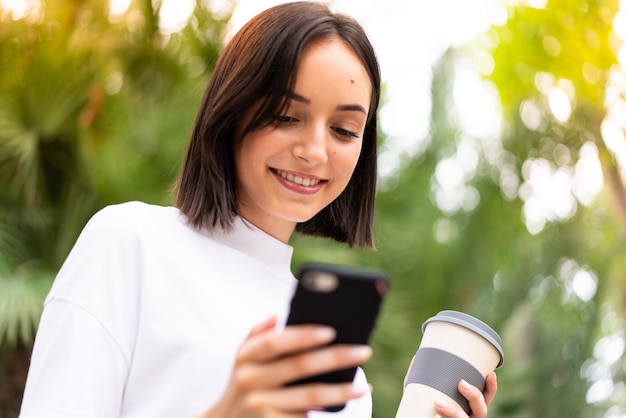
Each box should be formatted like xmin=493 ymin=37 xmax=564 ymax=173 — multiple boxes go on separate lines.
xmin=273 ymin=169 xmax=324 ymax=187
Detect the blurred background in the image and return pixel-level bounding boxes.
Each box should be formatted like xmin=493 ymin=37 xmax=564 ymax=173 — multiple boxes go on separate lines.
xmin=1 ymin=0 xmax=625 ymax=416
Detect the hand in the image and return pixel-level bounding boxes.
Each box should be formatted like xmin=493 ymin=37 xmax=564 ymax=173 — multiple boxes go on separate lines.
xmin=434 ymin=373 xmax=498 ymax=418
xmin=198 ymin=316 xmax=372 ymax=418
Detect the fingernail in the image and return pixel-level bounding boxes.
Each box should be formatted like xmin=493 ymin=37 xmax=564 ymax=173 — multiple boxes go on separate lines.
xmin=351 ymin=379 xmax=371 ymax=396
xmin=461 ymin=379 xmax=472 ymax=391
xmin=349 ymin=345 xmax=372 ymax=359
xmin=348 ymin=382 xmax=369 ymax=396
xmin=435 ymin=399 xmax=449 ymax=410
xmin=314 ymin=326 xmax=336 ymax=341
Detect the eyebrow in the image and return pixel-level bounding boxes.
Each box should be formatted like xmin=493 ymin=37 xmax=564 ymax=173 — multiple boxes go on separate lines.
xmin=290 ymin=92 xmax=367 ymax=114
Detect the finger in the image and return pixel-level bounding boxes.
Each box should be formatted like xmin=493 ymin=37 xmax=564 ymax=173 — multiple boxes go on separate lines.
xmin=483 ymin=372 xmax=498 ymax=406
xmin=435 ymin=377 xmax=493 ymax=418
xmin=458 ymin=379 xmax=487 ymax=418
xmin=246 ymin=382 xmax=369 ymax=413
xmin=434 ymin=398 xmax=468 ymax=418
xmin=272 ymin=344 xmax=372 ymax=386
xmin=236 ymin=344 xmax=372 ymax=389
xmin=238 ymin=325 xmax=336 ymax=362
xmin=248 ymin=316 xmax=279 ymax=337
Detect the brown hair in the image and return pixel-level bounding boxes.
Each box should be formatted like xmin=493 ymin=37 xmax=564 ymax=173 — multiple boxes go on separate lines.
xmin=174 ymin=1 xmax=381 ymax=248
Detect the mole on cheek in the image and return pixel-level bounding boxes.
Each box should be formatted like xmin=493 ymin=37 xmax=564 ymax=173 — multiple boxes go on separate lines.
xmin=350 ymin=79 xmax=355 ymax=84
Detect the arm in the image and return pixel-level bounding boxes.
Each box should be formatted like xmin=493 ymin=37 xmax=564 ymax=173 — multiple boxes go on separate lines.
xmin=20 ymin=205 xmax=141 ymax=418
xmin=20 ymin=300 xmax=129 ymax=418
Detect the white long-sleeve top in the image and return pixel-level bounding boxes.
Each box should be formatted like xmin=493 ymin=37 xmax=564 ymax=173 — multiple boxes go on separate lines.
xmin=20 ymin=201 xmax=371 ymax=418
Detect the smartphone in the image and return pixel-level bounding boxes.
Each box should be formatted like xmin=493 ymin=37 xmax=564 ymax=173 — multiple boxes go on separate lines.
xmin=285 ymin=261 xmax=389 ymax=411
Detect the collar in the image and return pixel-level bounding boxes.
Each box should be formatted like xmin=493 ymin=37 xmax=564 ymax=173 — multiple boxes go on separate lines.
xmin=207 ymin=216 xmax=294 ymax=277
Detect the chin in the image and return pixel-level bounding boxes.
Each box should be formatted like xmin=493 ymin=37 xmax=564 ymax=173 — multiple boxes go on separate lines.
xmin=280 ymin=211 xmax=318 ymax=224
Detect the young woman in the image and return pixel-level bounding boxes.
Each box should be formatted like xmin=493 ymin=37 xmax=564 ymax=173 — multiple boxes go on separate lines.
xmin=20 ymin=2 xmax=497 ymax=417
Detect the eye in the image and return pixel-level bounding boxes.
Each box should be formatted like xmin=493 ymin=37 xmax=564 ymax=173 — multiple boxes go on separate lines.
xmin=332 ymin=126 xmax=360 ymax=140
xmin=273 ymin=114 xmax=298 ymax=124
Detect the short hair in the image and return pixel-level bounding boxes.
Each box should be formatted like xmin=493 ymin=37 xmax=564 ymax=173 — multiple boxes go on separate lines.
xmin=174 ymin=1 xmax=381 ymax=248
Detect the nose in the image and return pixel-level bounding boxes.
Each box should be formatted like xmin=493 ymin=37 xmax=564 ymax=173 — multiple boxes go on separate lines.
xmin=292 ymin=124 xmax=328 ymax=165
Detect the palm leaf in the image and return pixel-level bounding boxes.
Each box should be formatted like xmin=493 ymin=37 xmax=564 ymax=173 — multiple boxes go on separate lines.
xmin=0 ymin=259 xmax=52 ymax=348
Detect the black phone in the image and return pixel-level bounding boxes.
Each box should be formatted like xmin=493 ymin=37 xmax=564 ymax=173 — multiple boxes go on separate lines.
xmin=285 ymin=261 xmax=389 ymax=412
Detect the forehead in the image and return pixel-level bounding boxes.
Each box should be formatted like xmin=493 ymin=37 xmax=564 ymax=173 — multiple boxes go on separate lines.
xmin=293 ymin=38 xmax=372 ymax=109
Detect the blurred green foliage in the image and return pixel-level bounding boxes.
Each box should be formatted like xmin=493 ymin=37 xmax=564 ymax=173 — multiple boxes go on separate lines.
xmin=0 ymin=0 xmax=228 ymax=346
xmin=1 ymin=0 xmax=625 ymax=417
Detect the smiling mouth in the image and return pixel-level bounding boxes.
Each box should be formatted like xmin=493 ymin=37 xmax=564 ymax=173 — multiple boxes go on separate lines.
xmin=273 ymin=169 xmax=323 ymax=187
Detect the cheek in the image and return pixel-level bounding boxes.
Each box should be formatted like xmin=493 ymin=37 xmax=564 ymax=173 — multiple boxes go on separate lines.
xmin=237 ymin=133 xmax=263 ymax=168
xmin=345 ymin=142 xmax=364 ymax=172
xmin=333 ymin=144 xmax=363 ymax=186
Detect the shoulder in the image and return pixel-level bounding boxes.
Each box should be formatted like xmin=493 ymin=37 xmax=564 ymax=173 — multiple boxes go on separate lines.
xmin=91 ymin=201 xmax=176 ymax=224
xmin=85 ymin=201 xmax=180 ymax=236
xmin=63 ymin=202 xmax=186 ymax=257
xmin=49 ymin=202 xmax=183 ymax=296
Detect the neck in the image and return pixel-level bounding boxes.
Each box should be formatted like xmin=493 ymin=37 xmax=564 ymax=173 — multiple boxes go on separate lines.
xmin=239 ymin=214 xmax=296 ymax=244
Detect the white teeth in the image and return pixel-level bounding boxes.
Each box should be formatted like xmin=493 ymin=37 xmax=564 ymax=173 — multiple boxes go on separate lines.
xmin=275 ymin=170 xmax=321 ymax=187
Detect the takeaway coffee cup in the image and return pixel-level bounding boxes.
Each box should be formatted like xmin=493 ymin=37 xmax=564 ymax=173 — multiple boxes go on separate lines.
xmin=395 ymin=310 xmax=504 ymax=417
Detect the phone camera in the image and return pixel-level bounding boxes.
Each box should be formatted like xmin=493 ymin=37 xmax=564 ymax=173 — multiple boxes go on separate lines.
xmin=301 ymin=271 xmax=339 ymax=293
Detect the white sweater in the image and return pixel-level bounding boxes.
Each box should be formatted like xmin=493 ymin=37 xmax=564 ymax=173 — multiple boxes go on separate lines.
xmin=20 ymin=201 xmax=371 ymax=418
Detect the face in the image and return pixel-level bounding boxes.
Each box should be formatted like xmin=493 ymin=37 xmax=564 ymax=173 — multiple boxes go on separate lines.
xmin=235 ymin=38 xmax=372 ymax=242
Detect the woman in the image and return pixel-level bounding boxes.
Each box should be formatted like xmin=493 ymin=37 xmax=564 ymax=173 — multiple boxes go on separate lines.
xmin=20 ymin=2 xmax=496 ymax=417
